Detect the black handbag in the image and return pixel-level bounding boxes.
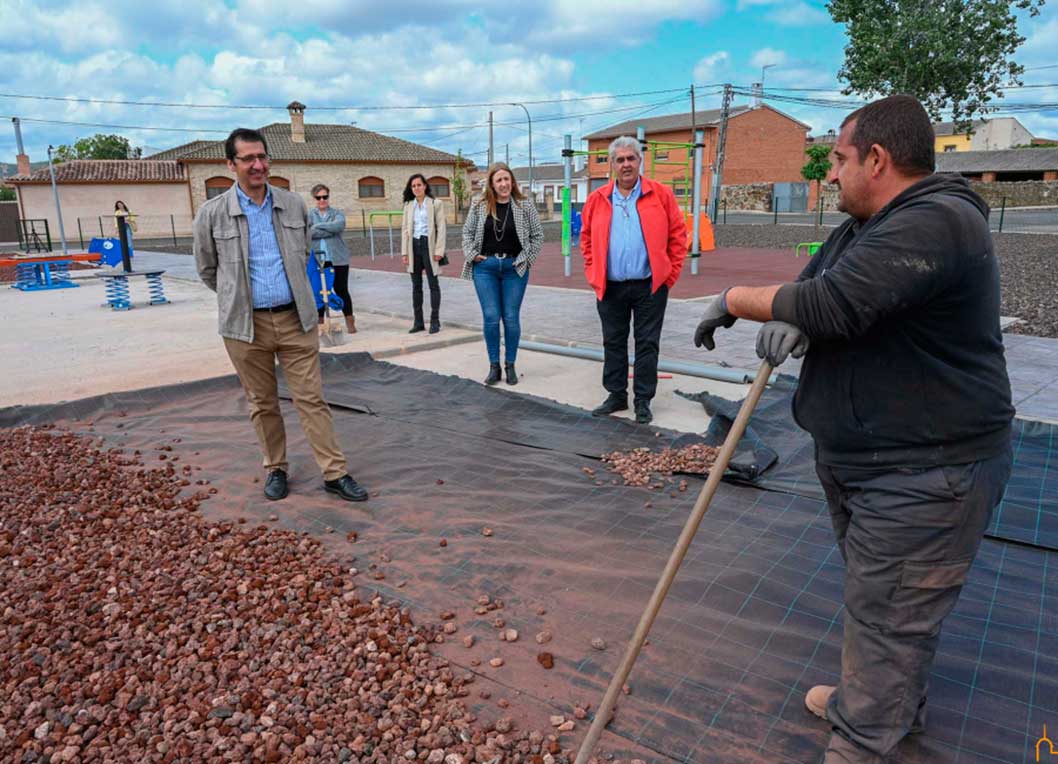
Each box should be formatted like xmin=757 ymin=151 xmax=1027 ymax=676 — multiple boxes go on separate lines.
xmin=438 ymin=253 xmax=450 ymax=266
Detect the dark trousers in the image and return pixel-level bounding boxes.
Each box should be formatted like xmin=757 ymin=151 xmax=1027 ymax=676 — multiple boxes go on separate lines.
xmin=316 ymin=263 xmax=352 ymax=318
xmin=411 ymin=236 xmax=441 ymax=326
xmin=596 ymin=279 xmax=668 ymax=403
xmin=815 ymin=445 xmax=1012 ymax=763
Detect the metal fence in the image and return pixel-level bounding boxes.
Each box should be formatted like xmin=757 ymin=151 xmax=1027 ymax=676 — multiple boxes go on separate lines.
xmin=715 ymin=202 xmax=1058 ymax=235
xmin=74 ymin=214 xmax=194 ymax=249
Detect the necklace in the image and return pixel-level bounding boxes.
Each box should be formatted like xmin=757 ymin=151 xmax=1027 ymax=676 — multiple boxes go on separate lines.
xmin=492 ymin=202 xmax=511 ymax=242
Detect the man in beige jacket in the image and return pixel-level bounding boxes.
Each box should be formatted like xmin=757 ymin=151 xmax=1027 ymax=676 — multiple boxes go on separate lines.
xmin=193 ymin=127 xmax=368 ymax=503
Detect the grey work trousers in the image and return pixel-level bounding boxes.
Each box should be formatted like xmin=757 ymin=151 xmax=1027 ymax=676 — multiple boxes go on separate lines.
xmin=815 ymin=445 xmax=1012 ymax=763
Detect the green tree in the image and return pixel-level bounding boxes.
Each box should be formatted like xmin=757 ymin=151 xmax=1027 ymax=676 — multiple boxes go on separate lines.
xmin=802 ymin=143 xmax=832 ymax=223
xmin=827 ymin=0 xmax=1045 ymax=132
xmin=0 ymin=186 xmax=15 ymax=202
xmin=53 ymin=133 xmax=139 ymax=162
xmin=451 ymin=149 xmax=468 ymax=222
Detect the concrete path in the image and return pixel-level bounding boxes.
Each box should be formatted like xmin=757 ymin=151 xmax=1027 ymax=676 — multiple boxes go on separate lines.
xmin=19 ymin=249 xmax=1057 ymax=423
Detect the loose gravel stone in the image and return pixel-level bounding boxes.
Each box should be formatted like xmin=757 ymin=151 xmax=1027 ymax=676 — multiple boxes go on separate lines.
xmin=535 ymin=630 xmax=553 ymax=644
xmin=0 ymin=427 xmax=566 ymax=764
xmin=537 ymin=652 xmax=554 ymax=669
xmin=590 ymin=637 xmax=607 ymax=651
xmin=601 ymin=444 xmax=719 ymax=487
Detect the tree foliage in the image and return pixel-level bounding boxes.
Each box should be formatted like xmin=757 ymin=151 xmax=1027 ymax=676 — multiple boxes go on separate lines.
xmin=801 ymin=144 xmax=832 ymax=183
xmin=451 ymin=149 xmax=468 ymax=216
xmin=53 ymin=133 xmax=139 ymax=163
xmin=0 ymin=186 xmax=15 ymax=202
xmin=827 ymin=0 xmax=1045 ymax=132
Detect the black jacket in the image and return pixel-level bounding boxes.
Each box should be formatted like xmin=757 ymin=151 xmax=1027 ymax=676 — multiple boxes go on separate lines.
xmin=773 ymin=174 xmax=1013 ymax=469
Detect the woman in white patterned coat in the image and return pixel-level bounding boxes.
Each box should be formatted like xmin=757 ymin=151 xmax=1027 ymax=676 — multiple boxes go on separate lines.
xmin=461 ymin=162 xmax=543 ymax=386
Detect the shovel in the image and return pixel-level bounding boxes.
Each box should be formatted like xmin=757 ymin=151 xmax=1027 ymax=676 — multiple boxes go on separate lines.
xmin=316 ymin=257 xmax=348 ymax=348
xmin=573 ymin=359 xmax=775 ymax=764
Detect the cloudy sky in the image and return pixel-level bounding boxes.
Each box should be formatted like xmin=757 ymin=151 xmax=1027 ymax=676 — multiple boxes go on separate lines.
xmin=1 ymin=0 xmax=1056 ymax=171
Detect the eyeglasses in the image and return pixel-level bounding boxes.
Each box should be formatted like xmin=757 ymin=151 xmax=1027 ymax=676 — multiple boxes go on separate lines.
xmin=234 ymin=153 xmax=269 ymax=164
xmin=315 ymin=195 xmax=329 ymax=200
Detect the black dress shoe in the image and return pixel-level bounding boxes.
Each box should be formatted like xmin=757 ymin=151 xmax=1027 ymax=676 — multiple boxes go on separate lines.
xmin=504 ymin=363 xmax=518 ymax=385
xmin=408 ymin=324 xmax=426 ymax=334
xmin=264 ymin=469 xmax=288 ymax=501
xmin=324 ymin=474 xmax=369 ymax=502
xmin=484 ymin=363 xmax=502 ymax=385
xmin=429 ymin=321 xmax=441 ymax=334
xmin=634 ymin=401 xmax=653 ymax=425
xmin=592 ymin=394 xmax=628 ymax=417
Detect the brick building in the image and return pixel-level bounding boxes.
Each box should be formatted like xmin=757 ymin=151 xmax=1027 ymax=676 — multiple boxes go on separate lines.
xmin=582 ymin=104 xmax=811 ymax=207
xmin=936 ymin=148 xmax=1058 ymax=182
xmin=153 ymin=103 xmax=464 ymax=223
xmin=6 ymin=160 xmax=191 ymax=241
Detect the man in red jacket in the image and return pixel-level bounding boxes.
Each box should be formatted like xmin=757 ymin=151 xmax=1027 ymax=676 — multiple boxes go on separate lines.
xmin=581 ymin=136 xmax=687 ymax=424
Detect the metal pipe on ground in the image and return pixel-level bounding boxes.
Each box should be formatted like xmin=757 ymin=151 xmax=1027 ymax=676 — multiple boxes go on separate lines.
xmin=518 ymin=340 xmax=776 ymax=385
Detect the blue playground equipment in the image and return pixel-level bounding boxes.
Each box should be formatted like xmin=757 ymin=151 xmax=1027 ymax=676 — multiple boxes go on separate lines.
xmin=88 ymin=237 xmax=134 ymax=268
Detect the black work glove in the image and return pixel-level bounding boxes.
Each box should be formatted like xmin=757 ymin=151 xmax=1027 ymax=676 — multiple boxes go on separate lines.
xmin=756 ymin=321 xmax=810 ymax=366
xmin=693 ymin=289 xmax=737 ymax=350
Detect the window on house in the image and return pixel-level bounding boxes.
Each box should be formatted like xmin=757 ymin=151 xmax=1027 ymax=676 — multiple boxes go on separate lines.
xmin=595 ymin=154 xmax=607 ymax=163
xmin=654 ymin=151 xmax=670 ymax=161
xmin=943 ymin=145 xmax=958 ymax=152
xmin=205 ymin=176 xmax=234 ymax=199
xmin=358 ymin=177 xmax=385 ymax=198
xmin=428 ymin=176 xmax=450 ymax=197
xmin=269 ymin=176 xmax=290 ymax=190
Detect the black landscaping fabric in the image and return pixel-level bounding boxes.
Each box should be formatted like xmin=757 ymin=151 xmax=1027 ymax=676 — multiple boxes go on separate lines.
xmin=1 ymin=352 xmax=1053 ymax=764
xmin=679 ymin=377 xmax=1058 ymax=553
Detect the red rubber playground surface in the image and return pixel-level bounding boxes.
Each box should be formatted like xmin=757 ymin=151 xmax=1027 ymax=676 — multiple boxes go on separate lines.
xmin=351 ymin=242 xmax=809 ymax=300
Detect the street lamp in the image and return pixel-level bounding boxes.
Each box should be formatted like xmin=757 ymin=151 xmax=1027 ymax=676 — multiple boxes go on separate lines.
xmin=510 ymin=102 xmax=532 ymax=201
xmin=760 ymin=64 xmax=776 ymax=98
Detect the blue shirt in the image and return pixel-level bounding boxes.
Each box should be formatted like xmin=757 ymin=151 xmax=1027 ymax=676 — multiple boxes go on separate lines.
xmin=606 ymin=178 xmax=651 ymax=282
xmin=235 ymin=184 xmax=294 ymax=309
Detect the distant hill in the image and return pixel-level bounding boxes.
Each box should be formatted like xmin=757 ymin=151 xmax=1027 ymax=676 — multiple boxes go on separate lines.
xmin=1 ymin=159 xmax=48 ymax=178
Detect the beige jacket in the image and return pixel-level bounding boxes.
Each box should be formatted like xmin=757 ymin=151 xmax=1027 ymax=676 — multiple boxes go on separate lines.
xmin=400 ymin=196 xmax=447 ymax=276
xmin=193 ymin=183 xmax=318 ymax=343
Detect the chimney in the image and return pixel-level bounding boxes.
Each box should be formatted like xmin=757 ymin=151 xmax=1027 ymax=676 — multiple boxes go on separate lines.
xmin=12 ymin=118 xmax=31 ymax=176
xmin=287 ymin=101 xmax=306 ymax=144
xmin=750 ymin=83 xmax=763 ymax=108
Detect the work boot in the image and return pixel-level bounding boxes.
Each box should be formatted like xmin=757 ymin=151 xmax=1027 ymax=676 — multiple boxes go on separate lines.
xmin=324 ymin=474 xmax=369 ymax=502
xmin=505 ymin=363 xmax=518 ymax=385
xmin=429 ymin=319 xmax=441 ymax=334
xmin=592 ymin=393 xmax=628 ymax=417
xmin=263 ymin=469 xmax=289 ymax=501
xmin=345 ymin=315 xmax=357 ymax=334
xmin=634 ymin=400 xmax=653 ymax=425
xmin=484 ymin=363 xmax=502 ymax=386
xmin=805 ymin=685 xmax=928 ymax=735
xmin=409 ymin=323 xmax=425 ymax=334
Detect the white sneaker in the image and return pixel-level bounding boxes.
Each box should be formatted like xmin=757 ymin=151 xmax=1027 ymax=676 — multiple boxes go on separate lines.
xmin=806 ymin=685 xmax=836 ymax=720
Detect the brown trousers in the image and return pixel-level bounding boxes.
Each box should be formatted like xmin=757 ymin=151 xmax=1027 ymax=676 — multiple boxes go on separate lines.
xmin=223 ymin=309 xmax=347 ymax=480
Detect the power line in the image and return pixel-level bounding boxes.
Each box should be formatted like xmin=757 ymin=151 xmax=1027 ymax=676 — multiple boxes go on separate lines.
xmin=0 ymin=87 xmax=699 ymax=112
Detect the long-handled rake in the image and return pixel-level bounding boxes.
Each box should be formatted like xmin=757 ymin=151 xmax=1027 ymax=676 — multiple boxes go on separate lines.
xmin=573 ymin=359 xmax=775 ymax=764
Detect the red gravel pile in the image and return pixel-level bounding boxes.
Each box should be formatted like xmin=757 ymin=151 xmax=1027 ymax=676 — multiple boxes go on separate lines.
xmin=0 ymin=426 xmax=567 ymax=763
xmin=599 ymin=444 xmax=720 ymax=487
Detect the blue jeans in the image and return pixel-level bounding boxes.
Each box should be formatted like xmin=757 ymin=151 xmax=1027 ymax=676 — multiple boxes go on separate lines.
xmin=471 ymin=257 xmax=528 ymax=363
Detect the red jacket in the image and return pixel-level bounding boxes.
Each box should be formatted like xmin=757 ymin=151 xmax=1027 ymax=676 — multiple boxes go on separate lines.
xmin=580 ymin=177 xmax=687 ymax=300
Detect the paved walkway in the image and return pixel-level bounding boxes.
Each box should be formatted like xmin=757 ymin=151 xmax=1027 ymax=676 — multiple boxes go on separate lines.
xmin=136 ymin=250 xmax=1058 ymax=422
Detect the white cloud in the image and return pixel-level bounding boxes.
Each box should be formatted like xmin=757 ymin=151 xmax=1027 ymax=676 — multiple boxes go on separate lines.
xmin=693 ymin=52 xmax=732 ymax=84
xmin=769 ymin=2 xmax=830 ymax=25
xmin=750 ymin=48 xmax=790 ymax=69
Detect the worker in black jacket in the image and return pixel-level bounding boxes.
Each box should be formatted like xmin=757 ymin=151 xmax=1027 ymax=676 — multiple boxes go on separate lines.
xmin=694 ymin=94 xmax=1014 ymax=764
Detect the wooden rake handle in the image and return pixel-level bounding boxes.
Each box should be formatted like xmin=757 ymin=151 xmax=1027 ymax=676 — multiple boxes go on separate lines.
xmin=573 ymin=359 xmax=775 ymax=764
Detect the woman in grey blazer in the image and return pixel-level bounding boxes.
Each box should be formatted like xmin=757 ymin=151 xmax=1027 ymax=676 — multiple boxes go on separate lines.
xmin=309 ymin=183 xmax=355 ymax=333
xmin=461 ymin=162 xmax=543 ymax=386
xmin=400 ymin=174 xmax=447 ymax=333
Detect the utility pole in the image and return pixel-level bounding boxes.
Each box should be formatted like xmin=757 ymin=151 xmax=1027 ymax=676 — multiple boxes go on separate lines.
xmin=505 ymin=144 xmax=509 ymax=165
xmin=709 ymin=84 xmax=732 ymax=223
xmin=488 ymin=112 xmax=494 ymax=166
xmin=46 ymin=145 xmax=70 ymax=256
